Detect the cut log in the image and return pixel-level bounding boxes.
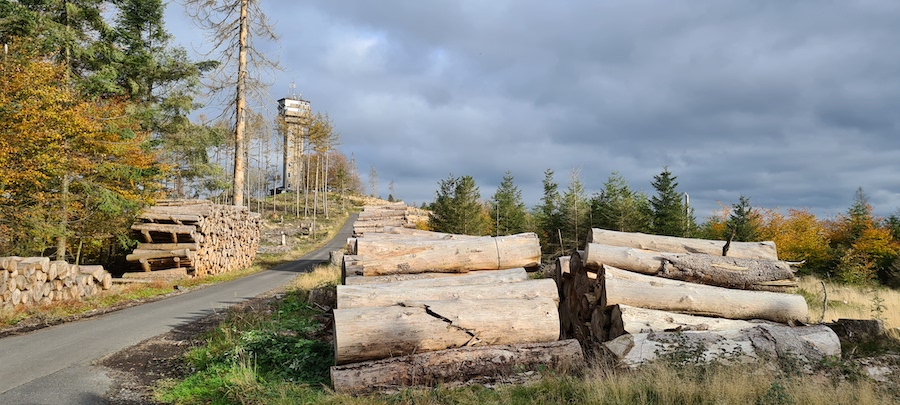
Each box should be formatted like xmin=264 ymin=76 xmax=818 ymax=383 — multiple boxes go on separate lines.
xmin=336 ymin=278 xmax=558 ymax=309
xmin=343 ymin=268 xmax=528 ymax=288
xmin=122 ymin=267 xmax=189 ymax=280
xmin=603 ymin=324 xmax=840 ymax=368
xmin=333 ymin=297 xmax=560 ymax=364
xmin=331 ymin=339 xmax=585 ymax=395
xmin=134 ymin=242 xmax=200 ymax=251
xmin=126 ymin=249 xmax=194 ymax=262
xmin=587 ymin=229 xmax=778 ymax=260
xmin=344 ymin=272 xmax=458 ymax=285
xmin=603 ymin=266 xmax=808 ymax=324
xmin=357 ymin=233 xmax=541 ymax=275
xmin=583 ymin=244 xmax=795 ymax=289
xmin=607 ymin=304 xmax=775 ymax=340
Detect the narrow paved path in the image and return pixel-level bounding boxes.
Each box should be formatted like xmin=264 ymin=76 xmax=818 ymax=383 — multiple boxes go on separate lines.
xmin=0 ymin=214 xmax=356 ymax=404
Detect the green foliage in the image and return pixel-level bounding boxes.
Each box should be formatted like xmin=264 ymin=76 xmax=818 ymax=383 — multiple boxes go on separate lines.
xmin=429 ymin=174 xmax=489 ymax=236
xmin=560 ymin=168 xmax=590 ymax=252
xmin=590 ymin=171 xmax=651 ymax=233
xmin=533 ymin=168 xmax=564 ymax=256
xmin=727 ymin=195 xmax=759 ymax=242
xmin=650 ymin=167 xmax=695 ymax=237
xmin=489 ymin=171 xmax=528 ymax=236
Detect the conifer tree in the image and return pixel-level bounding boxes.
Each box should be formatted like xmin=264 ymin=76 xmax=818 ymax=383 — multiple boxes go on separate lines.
xmin=591 ymin=171 xmax=651 ymax=233
xmin=489 ymin=171 xmax=527 ymax=236
xmin=650 ymin=167 xmax=695 ymax=237
xmin=533 ymin=168 xmax=563 ymax=255
xmin=560 ymin=168 xmax=590 ymax=251
xmin=726 ymin=195 xmax=759 ymax=242
xmin=429 ymin=174 xmax=489 ymax=236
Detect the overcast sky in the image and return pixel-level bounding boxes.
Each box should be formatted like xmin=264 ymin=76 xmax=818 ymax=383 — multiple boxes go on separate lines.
xmin=165 ymin=0 xmax=900 ymax=220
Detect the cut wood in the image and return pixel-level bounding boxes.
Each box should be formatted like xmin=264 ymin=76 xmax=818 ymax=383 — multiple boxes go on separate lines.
xmin=333 ymin=298 xmax=560 ymax=364
xmin=357 ymin=233 xmax=541 ymax=275
xmin=134 ymin=242 xmax=200 ymax=251
xmin=583 ymin=244 xmax=795 ymax=289
xmin=608 ymin=304 xmax=775 ymax=340
xmin=344 ymin=272 xmax=458 ymax=285
xmin=603 ymin=266 xmax=808 ymax=324
xmin=603 ymin=324 xmax=840 ymax=368
xmin=587 ymin=229 xmax=778 ymax=260
xmin=331 ymin=339 xmax=585 ymax=395
xmin=343 ymin=268 xmax=528 ymax=287
xmin=336 ymin=278 xmax=558 ymax=309
xmin=122 ymin=267 xmax=189 ymax=280
xmin=125 ymin=249 xmax=193 ymax=262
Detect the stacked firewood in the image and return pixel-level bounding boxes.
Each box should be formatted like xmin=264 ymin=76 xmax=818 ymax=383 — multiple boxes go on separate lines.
xmin=557 ymin=229 xmax=841 ymax=367
xmin=332 ymin=222 xmax=584 ymax=394
xmin=126 ymin=200 xmax=261 ymax=277
xmin=0 ymin=257 xmax=112 ymax=308
xmin=352 ymin=203 xmax=424 ymax=236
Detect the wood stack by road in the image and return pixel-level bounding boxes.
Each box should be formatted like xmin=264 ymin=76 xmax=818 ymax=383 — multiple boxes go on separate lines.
xmin=0 ymin=256 xmax=112 ymax=309
xmin=126 ymin=200 xmax=261 ymax=277
xmin=332 ymin=212 xmax=584 ymax=394
xmin=557 ymin=228 xmax=841 ymax=367
xmin=352 ymin=202 xmax=426 ymax=236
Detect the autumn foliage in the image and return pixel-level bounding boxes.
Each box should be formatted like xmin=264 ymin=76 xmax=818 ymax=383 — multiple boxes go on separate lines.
xmin=0 ymin=44 xmax=162 ymax=259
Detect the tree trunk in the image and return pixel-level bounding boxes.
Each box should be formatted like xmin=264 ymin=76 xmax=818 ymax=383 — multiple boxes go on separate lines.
xmin=343 ymin=267 xmax=528 ymax=286
xmin=603 ymin=266 xmax=808 ymax=324
xmin=583 ymin=244 xmax=795 ymax=289
xmin=607 ymin=304 xmax=775 ymax=340
xmin=356 ymin=233 xmax=541 ymax=275
xmin=603 ymin=324 xmax=840 ymax=368
xmin=337 ymin=278 xmax=558 ymax=309
xmin=232 ymin=0 xmax=249 ymax=207
xmin=331 ymin=339 xmax=584 ymax=395
xmin=333 ymin=298 xmax=560 ymax=364
xmin=587 ymin=229 xmax=778 ymax=260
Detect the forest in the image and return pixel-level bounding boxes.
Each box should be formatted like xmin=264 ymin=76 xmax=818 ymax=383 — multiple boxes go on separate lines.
xmin=0 ymin=0 xmax=363 ymax=265
xmin=427 ymin=169 xmax=900 ymax=288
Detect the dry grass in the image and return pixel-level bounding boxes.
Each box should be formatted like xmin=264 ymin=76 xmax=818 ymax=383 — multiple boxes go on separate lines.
xmin=288 ymin=263 xmax=341 ymax=291
xmin=798 ymin=276 xmax=900 ymax=328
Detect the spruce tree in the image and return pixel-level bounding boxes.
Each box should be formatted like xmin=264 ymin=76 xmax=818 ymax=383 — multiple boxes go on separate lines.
xmin=650 ymin=167 xmax=691 ymax=237
xmin=726 ymin=195 xmax=758 ymax=242
xmin=591 ymin=171 xmax=651 ymax=233
xmin=429 ymin=174 xmax=489 ymax=236
xmin=489 ymin=171 xmax=527 ymax=236
xmin=533 ymin=168 xmax=563 ymax=255
xmin=560 ymin=168 xmax=590 ymax=251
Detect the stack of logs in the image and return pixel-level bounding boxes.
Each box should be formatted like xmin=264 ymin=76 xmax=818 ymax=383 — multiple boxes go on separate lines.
xmin=126 ymin=200 xmax=261 ymax=277
xmin=1 ymin=256 xmax=112 ymax=309
xmin=332 ymin=218 xmax=585 ymax=394
xmin=352 ymin=202 xmax=425 ymax=236
xmin=557 ymin=229 xmax=841 ymax=367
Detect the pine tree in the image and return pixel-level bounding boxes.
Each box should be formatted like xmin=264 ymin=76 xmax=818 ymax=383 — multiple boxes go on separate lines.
xmin=650 ymin=167 xmax=693 ymax=237
xmin=726 ymin=195 xmax=759 ymax=242
xmin=533 ymin=168 xmax=563 ymax=255
xmin=591 ymin=171 xmax=651 ymax=233
xmin=429 ymin=174 xmax=489 ymax=236
xmin=489 ymin=171 xmax=527 ymax=236
xmin=560 ymin=168 xmax=590 ymax=251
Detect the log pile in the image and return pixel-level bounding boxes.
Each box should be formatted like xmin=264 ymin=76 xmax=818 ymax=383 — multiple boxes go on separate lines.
xmin=332 ymin=222 xmax=583 ymax=394
xmin=557 ymin=228 xmax=840 ymax=368
xmin=0 ymin=257 xmax=112 ymax=309
xmin=126 ymin=200 xmax=261 ymax=277
xmin=352 ymin=203 xmax=426 ymax=236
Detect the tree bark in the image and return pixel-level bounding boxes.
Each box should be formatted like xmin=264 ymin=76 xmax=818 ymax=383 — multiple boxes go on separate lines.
xmin=603 ymin=266 xmax=808 ymax=324
xmin=608 ymin=304 xmax=774 ymax=340
xmin=587 ymin=229 xmax=778 ymax=260
xmin=603 ymin=324 xmax=840 ymax=368
xmin=337 ymin=278 xmax=558 ymax=309
xmin=583 ymin=244 xmax=795 ymax=289
xmin=356 ymin=233 xmax=541 ymax=275
xmin=343 ymin=267 xmax=527 ymax=287
xmin=331 ymin=339 xmax=584 ymax=395
xmin=232 ymin=0 xmax=249 ymax=207
xmin=333 ymin=298 xmax=560 ymax=364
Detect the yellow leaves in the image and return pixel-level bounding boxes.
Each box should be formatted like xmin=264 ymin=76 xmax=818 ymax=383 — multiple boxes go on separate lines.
xmin=758 ymin=208 xmax=831 ymax=271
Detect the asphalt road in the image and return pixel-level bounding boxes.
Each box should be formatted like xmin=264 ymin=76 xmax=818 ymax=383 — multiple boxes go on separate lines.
xmin=0 ymin=214 xmax=356 ymax=404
